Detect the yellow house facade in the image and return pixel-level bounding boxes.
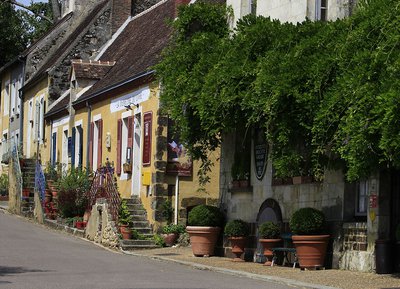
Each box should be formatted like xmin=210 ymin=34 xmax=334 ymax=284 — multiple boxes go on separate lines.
xmin=43 ymin=0 xmax=221 ymax=228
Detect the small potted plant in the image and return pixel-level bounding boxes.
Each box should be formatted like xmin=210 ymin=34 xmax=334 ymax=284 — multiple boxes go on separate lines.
xmin=161 ymin=224 xmax=186 ymax=247
xmin=224 ymin=219 xmax=250 ymax=262
xmin=186 ymin=204 xmax=224 ymax=257
xmin=258 ymin=222 xmax=281 ymax=266
xmin=118 ymin=199 xmax=133 ymax=240
xmin=290 ymin=207 xmax=329 ymax=269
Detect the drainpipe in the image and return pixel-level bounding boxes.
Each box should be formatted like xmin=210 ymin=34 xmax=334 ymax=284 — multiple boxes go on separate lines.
xmin=18 ymin=56 xmax=25 ymax=151
xmin=86 ymin=101 xmax=91 ymax=170
xmin=174 ymin=175 xmax=179 ymax=224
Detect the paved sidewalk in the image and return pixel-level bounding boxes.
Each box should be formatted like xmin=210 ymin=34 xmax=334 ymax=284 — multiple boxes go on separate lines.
xmin=123 ymin=247 xmax=400 ymax=289
xmin=1 ymin=204 xmax=399 ymax=289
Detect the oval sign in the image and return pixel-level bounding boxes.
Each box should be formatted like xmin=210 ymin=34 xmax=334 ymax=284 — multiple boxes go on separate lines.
xmin=254 ymin=127 xmax=268 ymax=180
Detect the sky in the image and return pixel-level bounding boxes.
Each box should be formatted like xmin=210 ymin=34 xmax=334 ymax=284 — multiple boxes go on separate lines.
xmin=19 ymin=0 xmax=48 ymax=5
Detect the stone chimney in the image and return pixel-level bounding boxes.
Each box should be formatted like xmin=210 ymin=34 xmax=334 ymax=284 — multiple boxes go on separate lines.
xmin=112 ymin=0 xmax=132 ymax=34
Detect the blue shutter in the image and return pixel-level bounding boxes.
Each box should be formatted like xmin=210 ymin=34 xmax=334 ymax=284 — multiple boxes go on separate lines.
xmin=52 ymin=133 xmax=57 ymax=165
xmin=71 ymin=127 xmax=76 ymax=168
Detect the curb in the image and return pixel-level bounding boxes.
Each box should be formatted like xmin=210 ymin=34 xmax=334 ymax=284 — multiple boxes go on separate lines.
xmin=122 ymin=250 xmax=339 ymax=289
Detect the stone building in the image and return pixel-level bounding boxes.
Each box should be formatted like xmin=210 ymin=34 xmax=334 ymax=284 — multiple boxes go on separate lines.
xmin=220 ymin=0 xmax=397 ymax=273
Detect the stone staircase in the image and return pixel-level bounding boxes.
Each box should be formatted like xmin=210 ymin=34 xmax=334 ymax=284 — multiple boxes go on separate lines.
xmin=21 ymin=158 xmax=36 ymax=217
xmin=119 ymin=196 xmax=158 ymax=250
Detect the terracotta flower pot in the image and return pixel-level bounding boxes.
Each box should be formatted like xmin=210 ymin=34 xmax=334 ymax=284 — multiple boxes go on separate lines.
xmin=292 ymin=235 xmax=330 ymax=269
xmin=259 ymin=238 xmax=282 ymax=266
xmin=162 ymin=233 xmax=178 ymax=247
xmin=229 ymin=236 xmax=247 ymax=262
xmin=186 ymin=226 xmax=220 ymax=257
xmin=119 ymin=225 xmax=132 ymax=240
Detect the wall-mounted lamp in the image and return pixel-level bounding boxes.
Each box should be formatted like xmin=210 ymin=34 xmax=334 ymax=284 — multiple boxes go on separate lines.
xmin=124 ymin=103 xmax=139 ymax=111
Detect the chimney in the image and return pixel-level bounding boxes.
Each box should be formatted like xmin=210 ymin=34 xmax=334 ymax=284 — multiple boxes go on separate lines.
xmin=175 ymin=0 xmax=190 ymax=17
xmin=112 ymin=0 xmax=132 ymax=34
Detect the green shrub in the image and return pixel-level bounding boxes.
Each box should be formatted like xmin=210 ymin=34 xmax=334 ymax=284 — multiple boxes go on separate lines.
xmin=162 ymin=224 xmax=186 ymax=235
xmin=154 ymin=234 xmax=166 ymax=247
xmin=0 ymin=173 xmax=8 ymax=195
xmin=119 ymin=199 xmax=133 ymax=226
xmin=224 ymin=219 xmax=250 ymax=237
xmin=289 ymin=207 xmax=325 ymax=235
xmin=162 ymin=199 xmax=174 ymax=223
xmin=188 ymin=204 xmax=224 ymax=227
xmin=258 ymin=222 xmax=280 ymax=239
xmin=56 ymin=168 xmax=91 ymax=218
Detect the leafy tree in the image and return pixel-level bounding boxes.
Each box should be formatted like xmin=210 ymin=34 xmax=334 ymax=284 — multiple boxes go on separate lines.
xmin=0 ymin=1 xmax=52 ymax=67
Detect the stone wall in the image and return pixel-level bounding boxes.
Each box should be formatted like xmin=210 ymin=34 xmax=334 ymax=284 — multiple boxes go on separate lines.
xmin=85 ymin=198 xmax=119 ymax=249
xmin=48 ymin=7 xmax=112 ymax=101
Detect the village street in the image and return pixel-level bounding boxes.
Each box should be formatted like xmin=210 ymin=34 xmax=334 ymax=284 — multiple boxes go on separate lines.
xmin=0 ymin=211 xmax=294 ymax=289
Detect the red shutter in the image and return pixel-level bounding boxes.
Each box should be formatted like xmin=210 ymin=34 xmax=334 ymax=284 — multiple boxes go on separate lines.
xmin=89 ymin=122 xmax=94 ymax=170
xmin=127 ymin=116 xmax=134 ymax=162
xmin=116 ymin=119 xmax=122 ymax=175
xmin=97 ymin=119 xmax=103 ymax=169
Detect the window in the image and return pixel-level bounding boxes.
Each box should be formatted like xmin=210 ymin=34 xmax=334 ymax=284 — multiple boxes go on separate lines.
xmin=3 ymin=82 xmax=9 ymax=115
xmin=10 ymin=81 xmax=16 ymax=117
xmin=35 ymin=96 xmax=45 ymax=144
xmin=73 ymin=125 xmax=83 ymax=168
xmin=316 ymin=0 xmax=328 ymax=21
xmin=117 ymin=114 xmax=134 ymax=176
xmin=90 ymin=118 xmax=103 ymax=171
xmin=62 ymin=128 xmax=69 ymax=173
xmin=356 ymin=180 xmax=368 ymax=216
xmin=250 ymin=0 xmax=257 ymax=15
xmin=16 ymin=75 xmax=22 ymax=115
xmin=51 ymin=132 xmax=57 ymax=165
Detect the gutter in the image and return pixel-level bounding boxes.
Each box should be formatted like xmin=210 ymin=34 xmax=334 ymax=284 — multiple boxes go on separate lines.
xmin=72 ymin=70 xmax=155 ymax=107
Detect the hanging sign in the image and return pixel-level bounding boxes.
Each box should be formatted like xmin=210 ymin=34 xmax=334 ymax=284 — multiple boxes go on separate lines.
xmin=142 ymin=112 xmax=152 ymax=166
xmin=166 ymin=119 xmax=192 ymax=177
xmin=254 ymin=126 xmax=268 ymax=180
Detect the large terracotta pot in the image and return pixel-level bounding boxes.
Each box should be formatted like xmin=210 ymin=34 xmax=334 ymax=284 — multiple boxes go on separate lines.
xmin=186 ymin=226 xmax=220 ymax=257
xmin=162 ymin=233 xmax=178 ymax=247
xmin=119 ymin=225 xmax=132 ymax=240
xmin=229 ymin=236 xmax=247 ymax=262
xmin=292 ymin=235 xmax=330 ymax=269
xmin=259 ymin=238 xmax=282 ymax=266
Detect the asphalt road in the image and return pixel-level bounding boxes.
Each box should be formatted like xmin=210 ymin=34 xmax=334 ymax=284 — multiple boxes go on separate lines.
xmin=0 ymin=211 xmax=296 ymax=289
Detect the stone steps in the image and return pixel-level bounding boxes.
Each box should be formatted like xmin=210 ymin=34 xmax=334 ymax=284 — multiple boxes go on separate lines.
xmin=120 ymin=197 xmax=157 ymax=251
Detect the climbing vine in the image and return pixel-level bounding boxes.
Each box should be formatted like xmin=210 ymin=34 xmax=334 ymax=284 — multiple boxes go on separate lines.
xmin=156 ymin=0 xmax=400 ymax=181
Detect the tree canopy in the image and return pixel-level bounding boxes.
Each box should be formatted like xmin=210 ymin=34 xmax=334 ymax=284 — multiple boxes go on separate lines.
xmin=0 ymin=1 xmax=52 ymax=67
xmin=155 ymin=0 xmax=400 ymax=181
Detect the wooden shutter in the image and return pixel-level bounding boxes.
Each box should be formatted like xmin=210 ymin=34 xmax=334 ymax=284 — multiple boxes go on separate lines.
xmin=89 ymin=122 xmax=94 ymax=170
xmin=97 ymin=119 xmax=103 ymax=169
xmin=71 ymin=127 xmax=76 ymax=168
xmin=127 ymin=116 xmax=134 ymax=163
xmin=116 ymin=119 xmax=122 ymax=175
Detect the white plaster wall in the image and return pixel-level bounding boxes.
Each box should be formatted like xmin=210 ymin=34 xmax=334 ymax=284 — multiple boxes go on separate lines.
xmin=227 ymin=0 xmax=251 ymax=28
xmin=257 ymin=0 xmax=308 ymax=23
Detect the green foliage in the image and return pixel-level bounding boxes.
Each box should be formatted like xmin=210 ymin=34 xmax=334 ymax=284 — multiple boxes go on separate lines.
xmin=45 ymin=162 xmax=60 ymax=182
xmin=0 ymin=2 xmax=52 ymax=67
xmin=289 ymin=207 xmax=326 ymax=235
xmin=0 ymin=173 xmax=9 ymax=193
xmin=56 ymin=168 xmax=91 ymax=218
xmin=258 ymin=222 xmax=280 ymax=239
xmin=162 ymin=199 xmax=173 ymax=224
xmin=119 ymin=199 xmax=133 ymax=226
xmin=162 ymin=223 xmax=186 ymax=235
xmin=153 ymin=234 xmax=166 ymax=247
xmin=188 ymin=204 xmax=224 ymax=227
xmin=156 ymin=0 xmax=400 ymax=181
xmin=224 ymin=219 xmax=250 ymax=237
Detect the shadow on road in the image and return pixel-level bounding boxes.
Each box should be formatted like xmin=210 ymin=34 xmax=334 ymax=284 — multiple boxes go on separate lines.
xmin=0 ymin=266 xmax=51 ymax=276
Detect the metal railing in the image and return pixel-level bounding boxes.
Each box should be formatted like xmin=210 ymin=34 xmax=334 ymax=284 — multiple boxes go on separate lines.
xmin=87 ymin=165 xmax=120 ymax=223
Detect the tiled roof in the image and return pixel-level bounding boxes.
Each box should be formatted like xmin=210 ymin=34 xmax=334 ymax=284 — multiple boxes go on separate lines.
xmin=75 ymin=0 xmax=175 ymax=102
xmin=45 ymin=90 xmax=70 ymax=118
xmin=72 ymin=60 xmax=115 ymax=80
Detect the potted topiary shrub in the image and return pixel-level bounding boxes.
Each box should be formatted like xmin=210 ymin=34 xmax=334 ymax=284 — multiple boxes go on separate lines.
xmin=224 ymin=219 xmax=250 ymax=262
xmin=186 ymin=204 xmax=224 ymax=257
xmin=289 ymin=207 xmax=329 ymax=269
xmin=258 ymin=221 xmax=281 ymax=266
xmin=161 ymin=224 xmax=186 ymax=247
xmin=118 ymin=199 xmax=133 ymax=240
